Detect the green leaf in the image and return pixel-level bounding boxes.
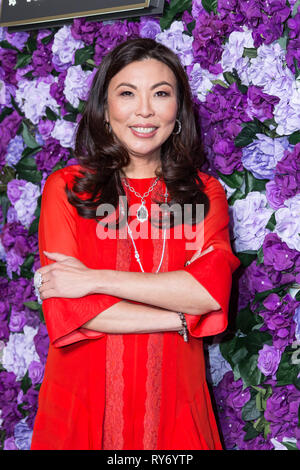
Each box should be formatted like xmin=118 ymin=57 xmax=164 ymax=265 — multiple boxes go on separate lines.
xmin=242 ymin=47 xmax=258 ymax=59
xmin=266 ymin=212 xmax=276 ymax=231
xmin=210 ymin=79 xmax=229 ymax=89
xmin=86 ymin=58 xmax=96 ymax=67
xmin=296 ymin=290 xmax=300 ymax=302
xmin=186 ymin=19 xmax=196 ymax=35
xmin=0 ymin=40 xmax=19 ymax=51
xmin=256 ymin=246 xmax=264 ymax=265
xmin=219 ymin=336 xmax=245 ymax=370
xmin=23 ymin=301 xmax=41 ymax=311
xmin=21 ymin=254 xmax=35 ymax=271
xmin=14 ymin=53 xmax=32 ymax=70
xmin=74 ymin=45 xmax=94 ymax=66
xmin=234 ymin=120 xmax=261 ymax=147
xmin=293 ymin=58 xmax=300 ymax=79
xmin=41 ymin=32 xmax=54 ymax=45
xmin=0 ymin=106 xmax=14 ymax=124
xmin=224 ymin=68 xmax=248 ymax=94
xmin=243 ymin=422 xmax=260 ymax=441
xmin=216 ymin=170 xmax=244 ymax=189
xmin=245 ymin=170 xmax=268 ymax=194
xmin=45 ymin=106 xmax=59 ymax=121
xmin=292 ymin=0 xmax=300 ymax=17
xmin=276 ymin=350 xmax=300 ymax=386
xmin=288 ymin=130 xmax=300 ymax=145
xmin=160 ymin=0 xmax=192 ymax=30
xmin=10 ymin=93 xmax=24 ymax=117
xmin=201 ymin=0 xmax=218 ymax=14
xmin=16 ymin=155 xmax=37 ymax=171
xmin=245 ymin=331 xmax=272 ymax=355
xmin=236 ymin=306 xmax=262 ymax=334
xmin=28 ymin=216 xmax=39 ymax=235
xmin=21 ymin=146 xmax=42 ymax=159
xmin=242 ymin=396 xmax=261 ymax=421
xmin=254 ymin=384 xmax=272 ymax=412
xmin=236 ymin=250 xmax=257 ymax=267
xmin=231 ymin=345 xmax=248 ymax=365
xmin=223 ymin=71 xmax=237 ymax=86
xmin=238 ymin=354 xmax=263 ymax=388
xmin=77 ymin=99 xmax=86 ymax=114
xmin=0 ymin=193 xmax=10 ymax=223
xmin=253 ymin=415 xmax=270 ymax=435
xmin=63 ymin=113 xmax=78 ymax=123
xmin=20 ymin=371 xmax=32 ymax=394
xmin=281 ymin=441 xmax=298 ymax=450
xmin=227 ymin=188 xmax=245 ymax=206
xmin=26 ymin=34 xmax=37 ymax=53
xmin=21 ymin=122 xmax=39 ymax=149
xmin=0 ymin=164 xmax=16 ymax=187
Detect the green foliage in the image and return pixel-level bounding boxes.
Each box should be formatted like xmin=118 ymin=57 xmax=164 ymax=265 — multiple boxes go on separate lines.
xmin=201 ymin=0 xmax=218 ymax=14
xmin=160 ymin=0 xmax=192 ymax=30
xmin=74 ymin=45 xmax=94 ymax=66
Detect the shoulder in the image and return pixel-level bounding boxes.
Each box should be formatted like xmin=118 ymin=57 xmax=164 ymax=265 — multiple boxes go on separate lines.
xmin=196 ymin=169 xmax=226 ymax=198
xmin=44 ymin=164 xmax=83 ymax=188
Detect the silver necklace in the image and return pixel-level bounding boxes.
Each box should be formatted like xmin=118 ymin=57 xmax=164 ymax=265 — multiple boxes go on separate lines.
xmin=122 ymin=176 xmax=160 ymax=222
xmin=119 ymin=185 xmax=169 ymax=273
xmin=128 ymin=189 xmax=168 ymax=273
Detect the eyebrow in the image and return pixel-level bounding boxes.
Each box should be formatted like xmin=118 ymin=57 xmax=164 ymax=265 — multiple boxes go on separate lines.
xmin=114 ymin=81 xmax=174 ymax=91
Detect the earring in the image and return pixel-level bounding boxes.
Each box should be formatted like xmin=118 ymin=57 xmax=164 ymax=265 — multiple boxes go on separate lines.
xmin=173 ymin=119 xmax=182 ymax=135
xmin=104 ymin=120 xmax=112 ymax=133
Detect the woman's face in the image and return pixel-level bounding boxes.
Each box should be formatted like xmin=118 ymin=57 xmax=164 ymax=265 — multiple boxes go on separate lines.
xmin=104 ymin=58 xmax=178 ymax=164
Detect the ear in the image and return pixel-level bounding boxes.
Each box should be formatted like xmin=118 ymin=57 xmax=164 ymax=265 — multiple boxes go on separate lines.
xmin=104 ymin=106 xmax=109 ymax=123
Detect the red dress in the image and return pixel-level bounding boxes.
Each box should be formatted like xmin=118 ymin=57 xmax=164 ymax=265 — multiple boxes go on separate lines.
xmin=30 ymin=164 xmax=240 ymax=450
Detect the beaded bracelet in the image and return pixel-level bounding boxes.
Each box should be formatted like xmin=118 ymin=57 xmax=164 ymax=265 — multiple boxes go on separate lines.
xmin=177 ymin=312 xmax=189 ymax=342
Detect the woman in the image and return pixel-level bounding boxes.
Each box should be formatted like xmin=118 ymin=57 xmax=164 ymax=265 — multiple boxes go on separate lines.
xmin=30 ymin=38 xmax=240 ymax=450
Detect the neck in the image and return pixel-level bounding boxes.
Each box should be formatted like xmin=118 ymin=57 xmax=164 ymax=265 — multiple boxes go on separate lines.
xmin=119 ymin=156 xmax=161 ymax=179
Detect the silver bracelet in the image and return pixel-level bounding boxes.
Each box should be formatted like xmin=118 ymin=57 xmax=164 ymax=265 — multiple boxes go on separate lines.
xmin=177 ymin=312 xmax=189 ymax=342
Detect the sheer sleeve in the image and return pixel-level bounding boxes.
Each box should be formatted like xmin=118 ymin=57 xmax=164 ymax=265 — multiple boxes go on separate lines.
xmin=182 ymin=173 xmax=240 ymax=338
xmin=38 ymin=167 xmax=122 ymax=348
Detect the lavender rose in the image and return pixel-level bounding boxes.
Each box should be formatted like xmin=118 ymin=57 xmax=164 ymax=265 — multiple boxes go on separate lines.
xmin=257 ymin=344 xmax=282 ymax=377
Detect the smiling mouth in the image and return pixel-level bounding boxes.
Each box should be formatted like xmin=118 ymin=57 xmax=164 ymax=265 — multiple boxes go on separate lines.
xmin=130 ymin=126 xmax=158 ymax=134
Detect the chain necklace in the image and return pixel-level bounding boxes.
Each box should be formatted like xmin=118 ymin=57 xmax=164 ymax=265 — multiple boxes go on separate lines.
xmin=126 ymin=189 xmax=168 ymax=273
xmin=122 ymin=176 xmax=160 ymax=222
xmin=120 ymin=177 xmax=168 ymax=273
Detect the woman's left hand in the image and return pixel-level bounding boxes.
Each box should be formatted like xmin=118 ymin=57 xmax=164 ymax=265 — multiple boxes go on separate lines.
xmin=36 ymin=251 xmax=95 ymax=300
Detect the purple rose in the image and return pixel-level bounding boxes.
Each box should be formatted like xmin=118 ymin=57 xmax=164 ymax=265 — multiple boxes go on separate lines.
xmin=257 ymin=344 xmax=282 ymax=377
xmin=263 ymin=233 xmax=297 ymax=271
xmin=246 ymin=85 xmax=280 ymax=121
xmin=8 ymin=307 xmax=26 ymax=333
xmin=3 ymin=436 xmax=18 ymax=450
xmin=28 ymin=360 xmax=44 ymax=385
xmin=139 ymin=16 xmax=161 ymax=38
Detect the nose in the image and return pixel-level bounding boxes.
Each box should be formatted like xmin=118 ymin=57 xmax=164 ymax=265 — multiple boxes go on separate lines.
xmin=135 ymin=94 xmax=154 ymax=117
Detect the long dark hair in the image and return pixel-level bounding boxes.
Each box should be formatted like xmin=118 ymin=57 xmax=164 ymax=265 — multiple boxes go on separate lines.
xmin=67 ymin=37 xmax=209 ymax=228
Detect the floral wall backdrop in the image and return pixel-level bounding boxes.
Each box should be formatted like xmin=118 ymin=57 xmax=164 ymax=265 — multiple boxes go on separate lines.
xmin=0 ymin=0 xmax=300 ymax=450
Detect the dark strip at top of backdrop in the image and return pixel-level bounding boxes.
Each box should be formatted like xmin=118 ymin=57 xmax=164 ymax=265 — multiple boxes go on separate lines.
xmin=0 ymin=0 xmax=165 ymax=32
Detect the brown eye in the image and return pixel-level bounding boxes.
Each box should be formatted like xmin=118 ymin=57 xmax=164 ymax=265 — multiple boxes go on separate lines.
xmin=120 ymin=91 xmax=133 ymax=96
xmin=156 ymin=91 xmax=170 ymax=97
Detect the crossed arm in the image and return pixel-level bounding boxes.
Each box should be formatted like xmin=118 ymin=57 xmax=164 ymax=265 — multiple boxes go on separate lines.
xmin=38 ymin=247 xmax=220 ymax=335
xmin=37 ymin=171 xmax=234 ymax=341
xmin=83 ymin=259 xmax=220 ymax=334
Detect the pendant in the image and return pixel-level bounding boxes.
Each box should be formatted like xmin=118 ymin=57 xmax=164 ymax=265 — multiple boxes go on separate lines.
xmin=136 ymin=201 xmax=148 ymax=222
